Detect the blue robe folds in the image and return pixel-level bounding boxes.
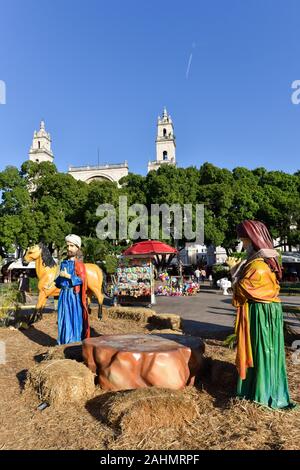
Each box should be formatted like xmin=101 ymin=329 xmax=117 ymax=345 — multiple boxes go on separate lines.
xmin=55 ymin=259 xmax=84 ymax=345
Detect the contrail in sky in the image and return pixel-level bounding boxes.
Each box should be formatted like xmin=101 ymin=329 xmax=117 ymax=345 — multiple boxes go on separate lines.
xmin=186 ymin=42 xmax=196 ymax=79
xmin=186 ymin=53 xmax=193 ymax=79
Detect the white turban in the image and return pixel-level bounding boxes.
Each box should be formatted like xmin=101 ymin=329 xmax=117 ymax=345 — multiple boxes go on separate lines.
xmin=65 ymin=234 xmax=82 ymax=248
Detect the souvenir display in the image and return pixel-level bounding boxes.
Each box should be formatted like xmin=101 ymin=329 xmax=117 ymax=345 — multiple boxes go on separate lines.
xmin=155 ymin=280 xmax=200 ymax=296
xmin=116 ymin=257 xmax=154 ymax=305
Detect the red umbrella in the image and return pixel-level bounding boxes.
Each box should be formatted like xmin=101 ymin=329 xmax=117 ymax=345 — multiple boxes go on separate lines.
xmin=123 ymin=240 xmax=177 ymax=256
xmin=122 ymin=240 xmax=178 ymax=271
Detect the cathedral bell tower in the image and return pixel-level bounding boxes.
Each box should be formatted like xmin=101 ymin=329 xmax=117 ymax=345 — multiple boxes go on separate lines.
xmin=147 ymin=107 xmax=176 ymax=172
xmin=29 ymin=120 xmax=54 ymax=163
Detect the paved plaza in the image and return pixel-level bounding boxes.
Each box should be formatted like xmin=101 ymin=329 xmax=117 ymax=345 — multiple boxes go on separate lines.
xmin=153 ymin=287 xmax=300 ymax=337
xmin=36 ymin=285 xmax=300 ymax=339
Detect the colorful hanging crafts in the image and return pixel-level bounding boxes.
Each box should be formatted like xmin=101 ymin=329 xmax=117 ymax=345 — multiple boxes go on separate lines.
xmin=116 ymin=259 xmax=154 ymax=301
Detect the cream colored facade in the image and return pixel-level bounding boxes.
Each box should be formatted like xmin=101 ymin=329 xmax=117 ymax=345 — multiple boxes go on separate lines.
xmin=28 ymin=120 xmax=128 ymax=184
xmin=68 ymin=162 xmax=129 ymax=185
xmin=29 ymin=108 xmax=176 ymax=182
xmin=148 ymin=107 xmax=176 ymax=173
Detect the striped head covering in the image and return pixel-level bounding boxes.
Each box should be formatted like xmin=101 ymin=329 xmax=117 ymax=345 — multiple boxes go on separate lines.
xmin=65 ymin=234 xmax=82 ymax=249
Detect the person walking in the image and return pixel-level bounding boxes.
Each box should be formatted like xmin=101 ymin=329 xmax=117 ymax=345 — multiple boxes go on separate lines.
xmin=18 ymin=271 xmax=30 ymax=303
xmin=194 ymin=267 xmax=201 ymax=283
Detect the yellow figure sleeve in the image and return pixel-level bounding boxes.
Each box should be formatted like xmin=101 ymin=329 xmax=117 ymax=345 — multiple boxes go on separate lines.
xmin=233 ymin=258 xmax=280 ymax=306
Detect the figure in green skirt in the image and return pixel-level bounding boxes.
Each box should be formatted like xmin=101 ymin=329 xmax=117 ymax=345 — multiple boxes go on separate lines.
xmin=227 ymin=220 xmax=296 ymax=409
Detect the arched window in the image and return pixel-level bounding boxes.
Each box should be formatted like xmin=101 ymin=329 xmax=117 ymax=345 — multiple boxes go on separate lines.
xmin=38 ymin=141 xmax=41 ymax=148
xmin=163 ymin=128 xmax=167 ymax=137
xmin=163 ymin=151 xmax=168 ymax=161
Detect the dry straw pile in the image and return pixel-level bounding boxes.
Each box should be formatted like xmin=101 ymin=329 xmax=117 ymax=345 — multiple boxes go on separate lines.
xmin=27 ymin=359 xmax=95 ymax=407
xmin=86 ymin=387 xmax=200 ymax=436
xmin=103 ymin=306 xmax=183 ymax=331
xmin=102 ymin=306 xmax=155 ymax=323
xmin=43 ymin=343 xmax=83 ymax=362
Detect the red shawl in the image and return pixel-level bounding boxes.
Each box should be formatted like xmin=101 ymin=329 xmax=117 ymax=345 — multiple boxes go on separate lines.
xmin=74 ymin=260 xmax=90 ymax=339
xmin=236 ymin=220 xmax=282 ymax=281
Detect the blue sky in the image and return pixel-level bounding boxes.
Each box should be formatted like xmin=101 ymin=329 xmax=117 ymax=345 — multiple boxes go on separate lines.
xmin=0 ymin=0 xmax=300 ymax=175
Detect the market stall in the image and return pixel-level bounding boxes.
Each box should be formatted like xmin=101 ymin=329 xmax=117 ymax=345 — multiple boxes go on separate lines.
xmin=115 ymin=256 xmax=154 ymax=307
xmin=114 ymin=240 xmax=178 ymax=307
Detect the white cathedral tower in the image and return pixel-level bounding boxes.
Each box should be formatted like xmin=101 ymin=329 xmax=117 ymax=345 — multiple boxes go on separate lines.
xmin=147 ymin=107 xmax=176 ymax=173
xmin=29 ymin=120 xmax=54 ymax=163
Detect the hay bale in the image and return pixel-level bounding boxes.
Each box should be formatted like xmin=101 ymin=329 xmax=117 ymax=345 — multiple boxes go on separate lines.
xmin=103 ymin=307 xmax=183 ymax=332
xmin=104 ymin=306 xmax=155 ymax=323
xmin=148 ymin=329 xmax=183 ymax=335
xmin=27 ymin=359 xmax=95 ymax=407
xmin=96 ymin=387 xmax=199 ymax=434
xmin=43 ymin=343 xmax=83 ymax=362
xmin=148 ymin=313 xmax=183 ymax=331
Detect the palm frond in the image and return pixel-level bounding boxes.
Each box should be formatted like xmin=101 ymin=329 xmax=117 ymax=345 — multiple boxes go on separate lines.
xmin=223 ymin=333 xmax=237 ymax=349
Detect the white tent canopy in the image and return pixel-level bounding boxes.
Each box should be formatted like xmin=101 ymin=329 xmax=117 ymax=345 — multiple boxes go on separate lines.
xmin=8 ymin=259 xmax=36 ymax=270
